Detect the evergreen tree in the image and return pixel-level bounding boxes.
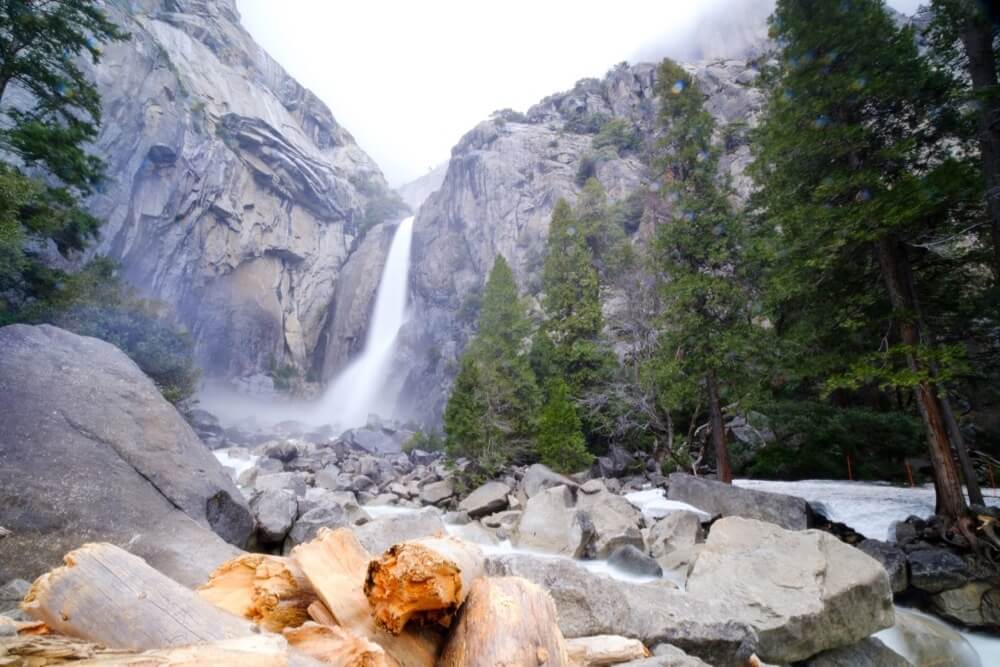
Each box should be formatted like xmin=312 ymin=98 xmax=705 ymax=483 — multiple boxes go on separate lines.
xmin=0 ymin=0 xmax=126 ymax=312
xmin=443 ymin=256 xmax=540 ymax=477
xmin=537 ymin=377 xmax=593 ymax=474
xmin=651 ymin=59 xmax=759 ymax=484
xmin=751 ymin=0 xmax=975 ymax=519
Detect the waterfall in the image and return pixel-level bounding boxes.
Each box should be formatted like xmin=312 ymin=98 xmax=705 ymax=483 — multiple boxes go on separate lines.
xmin=318 ymin=216 xmax=414 ymax=430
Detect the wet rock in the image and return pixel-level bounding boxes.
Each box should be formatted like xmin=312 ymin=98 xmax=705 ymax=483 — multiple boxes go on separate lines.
xmin=263 ymin=441 xmax=299 ymax=463
xmin=608 ymin=544 xmax=663 ymax=578
xmin=521 ymin=463 xmax=579 ymax=498
xmin=449 ymin=521 xmax=500 ymax=546
xmin=667 ymin=473 xmax=809 ymax=530
xmin=577 ymin=488 xmax=645 ymax=558
xmin=857 ymin=539 xmax=909 ymax=594
xmin=250 ymin=489 xmax=298 ymax=543
xmin=876 ymin=607 xmax=981 ymax=667
xmin=420 ymin=478 xmax=455 ymax=505
xmin=0 ymin=579 xmax=29 ymax=613
xmin=483 ymin=510 xmax=522 ymax=529
xmin=623 ymin=644 xmax=711 ymax=667
xmin=802 ymin=637 xmax=909 ymax=666
xmin=458 ymin=481 xmax=511 ymax=517
xmin=930 ymin=580 xmax=1000 ymax=628
xmin=351 ymin=475 xmax=375 ymax=493
xmin=908 ymin=548 xmax=971 ymax=594
xmin=514 ymin=485 xmax=593 ymax=557
xmin=353 ymin=508 xmax=446 ymax=555
xmin=687 ymin=517 xmax=894 ymax=663
xmin=185 ymin=408 xmax=224 ymax=436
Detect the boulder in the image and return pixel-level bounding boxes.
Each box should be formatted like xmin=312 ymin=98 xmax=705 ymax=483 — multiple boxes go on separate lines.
xmin=622 ymin=644 xmax=712 ymax=667
xmin=352 ymin=508 xmax=446 ymax=555
xmin=648 ymin=511 xmax=704 ymax=560
xmin=875 ymin=607 xmax=981 ymax=667
xmin=262 ymin=441 xmax=299 ymax=463
xmin=420 ymin=478 xmax=456 ymax=505
xmin=686 ymin=517 xmax=895 ymax=663
xmin=285 ymin=504 xmax=353 ymax=548
xmin=487 ymin=554 xmax=757 ymax=667
xmin=514 ymin=485 xmax=593 ymax=557
xmin=448 ymin=521 xmax=500 ymax=546
xmin=930 ymin=580 xmax=1000 ymax=628
xmin=0 ymin=324 xmax=252 ymax=587
xmin=314 ymin=465 xmax=342 ymax=490
xmin=255 ymin=472 xmax=308 ymax=498
xmin=803 ymin=637 xmax=910 ymax=667
xmin=593 ymin=444 xmax=639 ymax=478
xmin=521 ymin=463 xmax=579 ymax=498
xmin=908 ymin=548 xmax=971 ymax=594
xmin=349 ymin=428 xmax=403 ymax=455
xmin=577 ymin=488 xmax=645 ymax=558
xmin=185 ymin=408 xmax=223 ymax=436
xmin=0 ymin=579 xmax=29 ymax=613
xmin=857 ymin=539 xmax=909 ymax=594
xmin=608 ymin=544 xmax=663 ymax=578
xmin=250 ymin=489 xmax=298 ymax=543
xmin=667 ymin=473 xmax=809 ymax=530
xmin=483 ymin=510 xmax=522 ymax=529
xmin=458 ymin=481 xmax=511 ymax=518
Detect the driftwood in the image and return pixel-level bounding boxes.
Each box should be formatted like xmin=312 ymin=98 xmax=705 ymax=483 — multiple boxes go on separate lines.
xmin=0 ymin=634 xmax=319 ymax=666
xmin=437 ymin=576 xmax=570 ymax=667
xmin=290 ymin=528 xmax=440 ymax=667
xmin=197 ymin=553 xmax=317 ymax=632
xmin=566 ymin=635 xmax=650 ymax=666
xmin=283 ymin=622 xmax=392 ymax=667
xmin=21 ymin=543 xmax=258 ymax=650
xmin=364 ymin=536 xmax=485 ymax=634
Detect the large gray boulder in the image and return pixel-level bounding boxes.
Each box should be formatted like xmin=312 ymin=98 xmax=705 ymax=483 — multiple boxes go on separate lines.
xmin=667 ymin=473 xmax=809 ymax=530
xmin=576 ymin=486 xmax=645 ymax=558
xmin=458 ymin=481 xmax=511 ymax=518
xmin=250 ymin=489 xmax=298 ymax=543
xmin=353 ymin=509 xmax=446 ymax=555
xmin=857 ymin=539 xmax=909 ymax=594
xmin=520 ymin=463 xmax=579 ymax=498
xmin=513 ymin=485 xmax=592 ymax=557
xmin=803 ymin=637 xmax=909 ymax=667
xmin=486 ymin=554 xmax=758 ymax=667
xmin=622 ymin=645 xmax=712 ymax=667
xmin=0 ymin=325 xmax=252 ymax=587
xmin=686 ymin=517 xmax=895 ymax=663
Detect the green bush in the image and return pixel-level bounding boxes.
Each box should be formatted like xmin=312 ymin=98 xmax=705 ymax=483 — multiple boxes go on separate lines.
xmin=492 ymin=108 xmax=529 ymax=124
xmin=746 ymin=401 xmax=925 ymax=482
xmin=592 ymin=118 xmax=641 ymax=154
xmin=404 ymin=429 xmax=445 ymax=453
xmin=537 ymin=378 xmax=593 ymax=474
xmin=565 ymin=111 xmax=610 ymax=135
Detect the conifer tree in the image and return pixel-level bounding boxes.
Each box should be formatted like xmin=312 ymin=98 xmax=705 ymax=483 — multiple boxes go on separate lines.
xmin=537 ymin=377 xmax=593 ymax=474
xmin=751 ymin=0 xmax=974 ymax=518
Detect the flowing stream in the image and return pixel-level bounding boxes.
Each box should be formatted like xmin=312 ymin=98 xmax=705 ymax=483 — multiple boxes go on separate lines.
xmin=316 ymin=216 xmax=414 ymax=429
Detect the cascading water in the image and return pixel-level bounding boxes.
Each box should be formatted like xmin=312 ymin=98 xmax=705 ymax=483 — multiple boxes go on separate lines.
xmin=317 ymin=216 xmax=414 ymax=430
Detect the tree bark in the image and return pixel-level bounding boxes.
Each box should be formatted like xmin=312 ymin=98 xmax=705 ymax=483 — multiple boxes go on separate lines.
xmin=21 ymin=543 xmax=259 ymax=651
xmin=941 ymin=393 xmax=985 ymax=505
xmin=283 ymin=622 xmax=393 ymax=667
xmin=876 ymin=237 xmax=967 ymax=520
xmin=437 ymin=577 xmax=570 ymax=667
xmin=957 ymin=1 xmax=1000 ymax=284
xmin=706 ymin=370 xmax=732 ymax=484
xmin=363 ymin=536 xmax=485 ymax=634
xmin=289 ymin=528 xmax=441 ymax=667
xmin=565 ymin=635 xmax=650 ymax=666
xmin=197 ymin=554 xmax=317 ymax=634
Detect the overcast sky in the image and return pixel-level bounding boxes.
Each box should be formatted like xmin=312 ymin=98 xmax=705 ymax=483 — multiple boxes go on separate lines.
xmin=237 ymin=0 xmax=925 ymax=187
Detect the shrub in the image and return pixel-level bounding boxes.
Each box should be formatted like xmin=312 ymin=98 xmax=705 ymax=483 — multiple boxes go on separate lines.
xmin=592 ymin=118 xmax=641 ymax=154
xmin=404 ymin=429 xmax=444 ymax=453
xmin=565 ymin=111 xmax=610 ymax=135
xmin=492 ymin=108 xmax=529 ymax=124
xmin=537 ymin=378 xmax=594 ymax=474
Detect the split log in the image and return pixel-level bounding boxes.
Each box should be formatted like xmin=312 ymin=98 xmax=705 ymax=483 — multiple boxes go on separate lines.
xmin=437 ymin=576 xmax=570 ymax=667
xmin=197 ymin=553 xmax=317 ymax=632
xmin=364 ymin=536 xmax=485 ymax=633
xmin=284 ymin=622 xmax=392 ymax=667
xmin=306 ymin=600 xmax=337 ymax=627
xmin=21 ymin=543 xmax=258 ymax=650
xmin=290 ymin=528 xmax=440 ymax=667
xmin=566 ymin=635 xmax=649 ymax=666
xmin=0 ymin=634 xmax=130 ymax=665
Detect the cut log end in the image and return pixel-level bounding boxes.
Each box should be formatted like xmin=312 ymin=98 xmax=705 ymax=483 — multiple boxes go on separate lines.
xmin=284 ymin=622 xmax=395 ymax=667
xmin=363 ymin=537 xmax=485 ymax=635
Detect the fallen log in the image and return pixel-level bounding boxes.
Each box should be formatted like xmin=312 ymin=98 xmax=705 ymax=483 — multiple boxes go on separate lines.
xmin=290 ymin=528 xmax=440 ymax=667
xmin=21 ymin=543 xmax=258 ymax=650
xmin=437 ymin=576 xmax=570 ymax=667
xmin=566 ymin=635 xmax=649 ymax=666
xmin=197 ymin=553 xmax=317 ymax=633
xmin=0 ymin=634 xmax=130 ymax=665
xmin=283 ymin=622 xmax=392 ymax=667
xmin=364 ymin=536 xmax=485 ymax=634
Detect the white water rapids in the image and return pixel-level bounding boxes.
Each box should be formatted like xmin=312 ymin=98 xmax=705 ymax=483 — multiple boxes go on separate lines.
xmin=316 ymin=216 xmax=414 ymax=429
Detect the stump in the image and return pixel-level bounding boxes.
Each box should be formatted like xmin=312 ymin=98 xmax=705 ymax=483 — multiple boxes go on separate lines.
xmin=437 ymin=576 xmax=570 ymax=667
xmin=198 ymin=554 xmax=317 ymax=632
xmin=364 ymin=536 xmax=485 ymax=634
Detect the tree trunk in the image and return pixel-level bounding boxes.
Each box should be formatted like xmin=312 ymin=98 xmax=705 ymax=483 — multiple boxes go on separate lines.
xmin=941 ymin=393 xmax=985 ymax=505
xmin=21 ymin=543 xmax=259 ymax=651
xmin=876 ymin=237 xmax=967 ymax=520
xmin=565 ymin=635 xmax=649 ymax=666
xmin=706 ymin=370 xmax=732 ymax=484
xmin=283 ymin=622 xmax=393 ymax=667
xmin=437 ymin=577 xmax=570 ymax=667
xmin=957 ymin=2 xmax=1000 ymax=284
xmin=363 ymin=537 xmax=485 ymax=634
xmin=289 ymin=528 xmax=441 ymax=667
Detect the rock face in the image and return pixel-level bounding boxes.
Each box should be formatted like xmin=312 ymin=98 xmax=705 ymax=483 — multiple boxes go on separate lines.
xmin=395 ymin=60 xmax=765 ymax=422
xmin=0 ymin=325 xmax=252 ymax=586
xmin=686 ymin=517 xmax=895 ymax=663
xmin=82 ymin=0 xmax=401 ymax=381
xmin=667 ymin=473 xmax=809 ymax=530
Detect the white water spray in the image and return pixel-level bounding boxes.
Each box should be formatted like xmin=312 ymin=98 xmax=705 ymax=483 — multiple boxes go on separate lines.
xmin=317 ymin=216 xmax=414 ymax=429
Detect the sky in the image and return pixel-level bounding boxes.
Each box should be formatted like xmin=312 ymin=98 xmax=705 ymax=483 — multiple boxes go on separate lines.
xmin=237 ymin=0 xmax=926 ymax=187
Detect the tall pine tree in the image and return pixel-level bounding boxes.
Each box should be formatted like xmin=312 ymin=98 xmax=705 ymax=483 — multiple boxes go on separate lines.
xmin=537 ymin=377 xmax=593 ymax=474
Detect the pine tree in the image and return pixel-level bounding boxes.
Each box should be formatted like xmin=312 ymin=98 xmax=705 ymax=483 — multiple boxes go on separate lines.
xmin=537 ymin=378 xmax=593 ymax=474
xmin=443 ymin=256 xmax=540 ymax=477
xmin=0 ymin=0 xmax=127 ymax=312
xmin=751 ymin=0 xmax=975 ymax=519
xmin=650 ymin=59 xmax=759 ymax=484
